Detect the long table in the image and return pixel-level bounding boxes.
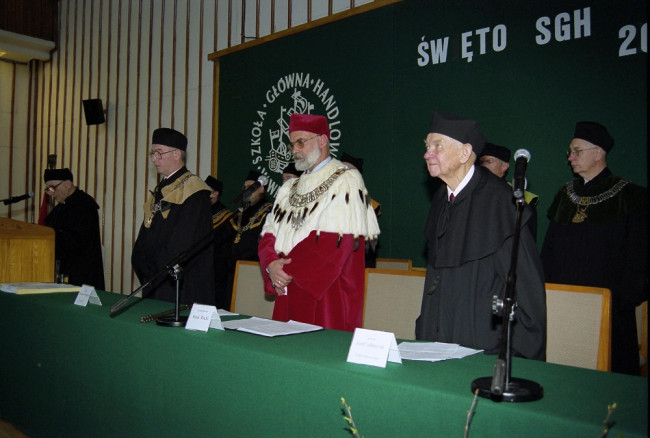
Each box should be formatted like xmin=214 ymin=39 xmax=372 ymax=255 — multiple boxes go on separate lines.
xmin=0 ymin=291 xmax=647 ymax=437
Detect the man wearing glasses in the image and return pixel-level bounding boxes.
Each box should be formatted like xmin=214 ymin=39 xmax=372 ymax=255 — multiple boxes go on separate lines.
xmin=131 ymin=128 xmax=215 ymax=306
xmin=44 ymin=168 xmax=104 ymax=290
xmin=415 ymin=111 xmax=546 ymax=360
xmin=258 ymin=113 xmax=380 ymax=331
xmin=541 ymin=121 xmax=648 ymax=375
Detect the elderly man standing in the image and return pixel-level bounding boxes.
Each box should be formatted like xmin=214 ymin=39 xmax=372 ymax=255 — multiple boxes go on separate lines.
xmin=541 ymin=121 xmax=648 ymax=375
xmin=132 ymin=128 xmax=215 ymax=305
xmin=258 ymin=113 xmax=380 ymax=331
xmin=44 ymin=168 xmax=104 ymax=289
xmin=415 ymin=111 xmax=546 ymax=360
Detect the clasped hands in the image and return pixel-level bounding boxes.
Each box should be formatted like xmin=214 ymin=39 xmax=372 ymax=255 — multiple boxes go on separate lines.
xmin=267 ymin=258 xmax=293 ymax=296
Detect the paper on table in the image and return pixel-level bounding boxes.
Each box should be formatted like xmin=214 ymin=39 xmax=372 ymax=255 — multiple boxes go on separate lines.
xmin=398 ymin=341 xmax=483 ymax=362
xmin=0 ymin=282 xmax=81 ymax=294
xmin=222 ymin=317 xmax=322 ymax=337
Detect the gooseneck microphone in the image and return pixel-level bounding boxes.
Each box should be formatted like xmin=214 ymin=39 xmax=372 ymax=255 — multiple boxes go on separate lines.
xmin=2 ymin=192 xmax=35 ymax=205
xmin=512 ymin=149 xmax=530 ymax=202
xmin=230 ymin=175 xmax=268 ymax=207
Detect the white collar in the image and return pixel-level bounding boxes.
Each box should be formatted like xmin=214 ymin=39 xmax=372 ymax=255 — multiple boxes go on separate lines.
xmin=305 ymin=156 xmax=332 ymax=174
xmin=447 ymin=165 xmax=475 ymax=199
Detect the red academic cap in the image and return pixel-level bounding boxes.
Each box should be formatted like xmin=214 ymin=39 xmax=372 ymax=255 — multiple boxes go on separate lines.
xmin=288 ymin=114 xmax=330 ymax=139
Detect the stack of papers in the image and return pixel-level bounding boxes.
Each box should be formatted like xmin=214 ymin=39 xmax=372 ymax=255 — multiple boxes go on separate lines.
xmin=0 ymin=282 xmax=81 ymax=295
xmin=222 ymin=317 xmax=322 ymax=337
xmin=398 ymin=341 xmax=483 ymax=362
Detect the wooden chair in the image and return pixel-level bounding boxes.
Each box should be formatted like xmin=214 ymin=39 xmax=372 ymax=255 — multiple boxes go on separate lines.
xmin=545 ymin=283 xmax=611 ymax=371
xmin=375 ymin=258 xmax=412 ymax=271
xmin=636 ymin=301 xmax=647 ymax=377
xmin=230 ymin=260 xmax=275 ymax=318
xmin=362 ymin=268 xmax=425 ymax=340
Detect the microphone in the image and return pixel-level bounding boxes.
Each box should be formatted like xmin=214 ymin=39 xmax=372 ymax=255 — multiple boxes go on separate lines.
xmin=512 ymin=149 xmax=530 ymax=202
xmin=230 ymin=175 xmax=268 ymax=207
xmin=2 ymin=191 xmax=35 ymax=206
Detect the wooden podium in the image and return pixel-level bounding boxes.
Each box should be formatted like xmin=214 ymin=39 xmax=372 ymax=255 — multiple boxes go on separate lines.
xmin=0 ymin=217 xmax=55 ymax=282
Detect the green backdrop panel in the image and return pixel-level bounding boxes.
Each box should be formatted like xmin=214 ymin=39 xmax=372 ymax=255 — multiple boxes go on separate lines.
xmin=217 ymin=0 xmax=647 ymax=267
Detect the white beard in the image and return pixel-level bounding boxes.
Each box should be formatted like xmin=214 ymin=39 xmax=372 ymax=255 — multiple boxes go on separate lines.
xmin=294 ymin=146 xmax=321 ymax=171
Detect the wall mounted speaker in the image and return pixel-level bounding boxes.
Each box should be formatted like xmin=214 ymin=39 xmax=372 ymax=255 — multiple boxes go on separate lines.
xmin=82 ymin=99 xmax=105 ymax=125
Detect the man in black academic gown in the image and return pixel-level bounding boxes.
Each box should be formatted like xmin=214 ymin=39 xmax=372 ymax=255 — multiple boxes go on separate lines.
xmin=541 ymin=121 xmax=648 ymax=375
xmin=131 ymin=128 xmax=215 ymax=305
xmin=213 ymin=170 xmax=272 ymax=310
xmin=479 ymin=142 xmax=539 ymax=241
xmin=205 ymin=175 xmax=231 ymax=228
xmin=44 ymin=168 xmax=105 ymax=290
xmin=415 ymin=111 xmax=546 ymax=361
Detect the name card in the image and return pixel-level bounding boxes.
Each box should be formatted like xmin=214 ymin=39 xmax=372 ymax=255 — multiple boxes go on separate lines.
xmin=346 ymin=328 xmax=402 ymax=368
xmin=73 ymin=285 xmax=102 ymax=307
xmin=185 ymin=304 xmax=224 ymax=332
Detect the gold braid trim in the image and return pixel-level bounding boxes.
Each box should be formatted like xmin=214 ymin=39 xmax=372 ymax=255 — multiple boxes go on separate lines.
xmin=143 ymin=172 xmax=208 ymax=228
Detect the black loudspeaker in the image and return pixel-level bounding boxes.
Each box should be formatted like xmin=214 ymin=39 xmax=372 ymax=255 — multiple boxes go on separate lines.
xmin=82 ymin=99 xmax=105 ymax=125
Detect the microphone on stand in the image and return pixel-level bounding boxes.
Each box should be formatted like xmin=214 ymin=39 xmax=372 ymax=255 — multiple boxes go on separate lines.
xmin=230 ymin=175 xmax=268 ymax=207
xmin=512 ymin=149 xmax=530 ymax=202
xmin=2 ymin=192 xmax=35 ymax=205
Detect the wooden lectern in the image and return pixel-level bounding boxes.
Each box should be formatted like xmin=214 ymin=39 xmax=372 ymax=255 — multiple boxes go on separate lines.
xmin=0 ymin=217 xmax=55 ymax=282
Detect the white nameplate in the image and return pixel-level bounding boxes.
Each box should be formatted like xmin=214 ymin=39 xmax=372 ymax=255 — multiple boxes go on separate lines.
xmin=73 ymin=285 xmax=102 ymax=307
xmin=185 ymin=304 xmax=224 ymax=332
xmin=346 ymin=328 xmax=402 ymax=368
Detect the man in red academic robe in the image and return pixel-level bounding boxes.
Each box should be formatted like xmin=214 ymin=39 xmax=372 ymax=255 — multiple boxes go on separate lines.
xmin=258 ymin=114 xmax=380 ymax=331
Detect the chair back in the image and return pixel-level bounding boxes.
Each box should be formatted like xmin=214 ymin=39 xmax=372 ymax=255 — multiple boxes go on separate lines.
xmin=230 ymin=260 xmax=274 ymax=318
xmin=375 ymin=258 xmax=412 ymax=271
xmin=545 ymin=283 xmax=611 ymax=371
xmin=363 ymin=268 xmax=425 ymax=340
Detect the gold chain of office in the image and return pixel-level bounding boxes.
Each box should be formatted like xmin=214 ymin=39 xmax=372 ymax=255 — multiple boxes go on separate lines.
xmin=288 ymin=167 xmax=348 ymax=207
xmin=145 ymin=173 xmax=193 ymax=226
xmin=565 ymin=179 xmax=629 ymax=223
xmin=234 ymin=204 xmax=271 ymax=243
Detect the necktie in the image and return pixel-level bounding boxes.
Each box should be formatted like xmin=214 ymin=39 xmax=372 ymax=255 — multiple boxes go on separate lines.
xmin=449 ymin=193 xmax=455 ymax=202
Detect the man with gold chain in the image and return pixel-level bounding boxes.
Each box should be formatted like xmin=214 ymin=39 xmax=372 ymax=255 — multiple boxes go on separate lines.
xmin=213 ymin=170 xmax=272 ymax=310
xmin=131 ymin=128 xmax=215 ymax=305
xmin=258 ymin=114 xmax=380 ymax=331
xmin=541 ymin=121 xmax=648 ymax=375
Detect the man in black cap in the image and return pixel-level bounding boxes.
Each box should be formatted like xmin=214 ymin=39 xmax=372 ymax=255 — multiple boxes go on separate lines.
xmin=204 ymin=175 xmax=231 ymax=228
xmin=541 ymin=121 xmax=648 ymax=375
xmin=415 ymin=111 xmax=546 ymax=361
xmin=44 ymin=168 xmax=105 ymax=290
xmin=131 ymin=128 xmax=215 ymax=305
xmin=213 ymin=170 xmax=272 ymax=310
xmin=480 ymin=142 xmax=539 ymax=240
xmin=281 ymin=162 xmax=302 ymax=184
xmin=479 ymin=143 xmax=511 ymax=179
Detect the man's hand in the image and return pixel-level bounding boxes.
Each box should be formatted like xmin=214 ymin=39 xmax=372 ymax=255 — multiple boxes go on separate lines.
xmin=268 ymin=258 xmax=293 ymax=295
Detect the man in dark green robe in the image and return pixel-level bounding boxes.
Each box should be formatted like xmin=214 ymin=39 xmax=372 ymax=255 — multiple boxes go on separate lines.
xmin=415 ymin=112 xmax=546 ymax=361
xmin=541 ymin=121 xmax=648 ymax=375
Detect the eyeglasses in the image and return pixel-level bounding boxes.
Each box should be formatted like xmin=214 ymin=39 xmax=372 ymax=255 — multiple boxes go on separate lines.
xmin=289 ymin=135 xmax=320 ymax=149
xmin=424 ymin=140 xmax=445 ymax=152
xmin=566 ymin=147 xmax=597 ymax=157
xmin=45 ymin=181 xmax=64 ymax=192
xmin=149 ymin=149 xmax=175 ymax=160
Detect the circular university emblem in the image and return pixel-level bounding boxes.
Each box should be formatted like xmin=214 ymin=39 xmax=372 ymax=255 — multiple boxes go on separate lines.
xmin=249 ymin=72 xmax=342 ymax=198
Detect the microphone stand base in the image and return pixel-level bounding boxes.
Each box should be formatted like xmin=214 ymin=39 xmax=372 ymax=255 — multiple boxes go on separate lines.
xmin=155 ymin=315 xmax=188 ymax=327
xmin=471 ymin=377 xmax=543 ymax=402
